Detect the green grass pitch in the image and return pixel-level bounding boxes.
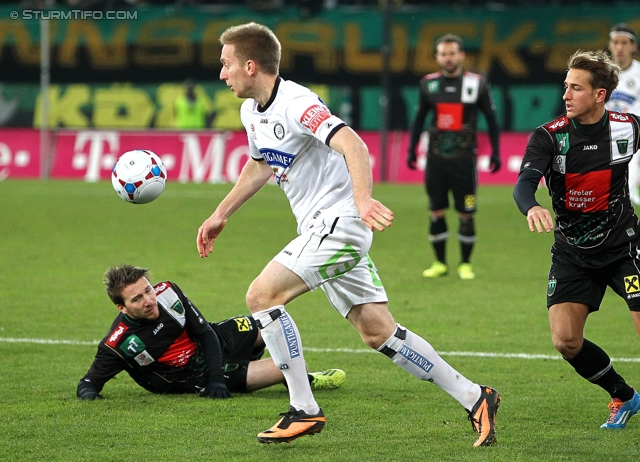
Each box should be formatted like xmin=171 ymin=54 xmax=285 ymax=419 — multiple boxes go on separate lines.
xmin=0 ymin=179 xmax=638 ymax=461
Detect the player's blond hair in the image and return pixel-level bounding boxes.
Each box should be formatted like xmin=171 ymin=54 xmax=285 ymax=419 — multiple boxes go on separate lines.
xmin=568 ymin=49 xmax=620 ymax=103
xmin=220 ymin=22 xmax=281 ymax=76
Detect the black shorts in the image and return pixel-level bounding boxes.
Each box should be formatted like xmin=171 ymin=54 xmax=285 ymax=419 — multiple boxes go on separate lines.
xmin=211 ymin=316 xmax=264 ymax=393
xmin=546 ymin=244 xmax=640 ymax=312
xmin=425 ymin=154 xmax=477 ymax=213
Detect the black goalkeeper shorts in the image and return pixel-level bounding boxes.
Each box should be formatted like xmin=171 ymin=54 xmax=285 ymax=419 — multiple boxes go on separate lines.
xmin=211 ymin=316 xmax=264 ymax=393
xmin=425 ymin=154 xmax=477 ymax=213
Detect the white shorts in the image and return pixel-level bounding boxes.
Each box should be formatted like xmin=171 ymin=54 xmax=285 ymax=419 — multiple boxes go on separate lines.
xmin=272 ymin=216 xmax=388 ymax=317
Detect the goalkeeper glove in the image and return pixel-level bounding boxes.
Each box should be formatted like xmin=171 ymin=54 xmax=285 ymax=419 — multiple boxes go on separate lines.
xmin=407 ymin=149 xmax=417 ymax=170
xmin=200 ymin=382 xmax=232 ymax=400
xmin=77 ymin=380 xmax=103 ymax=400
xmin=489 ymin=154 xmax=501 ymax=173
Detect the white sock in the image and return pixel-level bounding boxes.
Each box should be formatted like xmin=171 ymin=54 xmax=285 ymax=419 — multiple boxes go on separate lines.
xmin=378 ymin=324 xmax=481 ymax=410
xmin=253 ymin=306 xmax=319 ymax=414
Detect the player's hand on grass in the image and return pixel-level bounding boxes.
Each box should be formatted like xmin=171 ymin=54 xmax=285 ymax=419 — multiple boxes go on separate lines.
xmin=77 ymin=380 xmax=104 ymax=400
xmin=200 ymin=382 xmax=232 ymax=400
xmin=77 ymin=390 xmax=102 ymax=400
xmin=197 ymin=215 xmax=227 ymax=257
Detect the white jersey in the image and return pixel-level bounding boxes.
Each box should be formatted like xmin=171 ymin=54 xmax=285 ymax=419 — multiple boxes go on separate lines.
xmin=606 ymin=60 xmax=640 ymax=115
xmin=241 ymin=78 xmax=358 ymax=234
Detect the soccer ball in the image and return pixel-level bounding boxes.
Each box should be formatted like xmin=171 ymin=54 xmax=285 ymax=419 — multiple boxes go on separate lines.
xmin=111 ymin=150 xmax=167 ymax=204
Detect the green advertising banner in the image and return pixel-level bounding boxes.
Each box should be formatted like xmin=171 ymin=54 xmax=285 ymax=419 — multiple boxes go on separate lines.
xmin=0 ymin=3 xmax=638 ymax=130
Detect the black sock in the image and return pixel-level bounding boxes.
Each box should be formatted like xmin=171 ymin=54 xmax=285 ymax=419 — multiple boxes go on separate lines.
xmin=566 ymin=339 xmax=634 ymax=401
xmin=429 ymin=216 xmax=447 ymax=264
xmin=458 ymin=217 xmax=475 ymax=264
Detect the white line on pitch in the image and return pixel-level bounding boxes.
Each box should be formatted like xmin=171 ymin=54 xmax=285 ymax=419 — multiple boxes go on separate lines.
xmin=2 ymin=337 xmax=640 ymax=363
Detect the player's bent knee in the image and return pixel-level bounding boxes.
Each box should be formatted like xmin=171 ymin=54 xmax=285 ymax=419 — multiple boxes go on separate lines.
xmin=349 ymin=303 xmax=396 ymax=349
xmin=551 ymin=336 xmax=581 ymax=359
xmin=245 ymin=282 xmax=275 ymax=313
xmin=360 ymin=332 xmax=388 ymax=350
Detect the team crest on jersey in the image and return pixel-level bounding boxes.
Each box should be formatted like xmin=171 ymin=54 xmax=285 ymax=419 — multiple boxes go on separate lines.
xmin=171 ymin=300 xmax=184 ymax=315
xmin=616 ymin=139 xmax=629 ymax=155
xmin=274 ymin=122 xmax=285 ymax=140
xmin=427 ymin=80 xmax=440 ymax=93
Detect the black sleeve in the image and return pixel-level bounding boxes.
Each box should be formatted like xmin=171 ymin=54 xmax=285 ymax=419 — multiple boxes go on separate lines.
xmin=513 ymin=169 xmax=544 ymax=215
xmin=197 ymin=327 xmax=226 ymax=385
xmin=478 ymin=81 xmax=500 ymax=156
xmin=408 ymin=84 xmax=430 ymax=153
xmin=633 ymin=114 xmax=640 ymax=152
xmin=173 ymin=282 xmax=225 ymax=385
xmin=77 ymin=343 xmax=126 ymax=399
xmin=513 ymin=127 xmax=554 ymax=215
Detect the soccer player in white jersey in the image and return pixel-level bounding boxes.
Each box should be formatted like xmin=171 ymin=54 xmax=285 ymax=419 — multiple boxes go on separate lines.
xmin=607 ymin=23 xmax=640 ymax=204
xmin=196 ymin=22 xmax=500 ymax=447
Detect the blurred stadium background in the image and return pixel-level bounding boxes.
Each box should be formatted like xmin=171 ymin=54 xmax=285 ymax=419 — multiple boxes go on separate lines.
xmin=0 ymin=0 xmax=639 ymax=184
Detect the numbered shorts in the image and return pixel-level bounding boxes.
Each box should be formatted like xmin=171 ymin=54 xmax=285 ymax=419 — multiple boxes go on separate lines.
xmin=273 ymin=216 xmax=388 ymax=317
xmin=211 ymin=316 xmax=264 ymax=393
xmin=425 ymin=154 xmax=477 ymax=213
xmin=546 ymin=246 xmax=640 ymax=312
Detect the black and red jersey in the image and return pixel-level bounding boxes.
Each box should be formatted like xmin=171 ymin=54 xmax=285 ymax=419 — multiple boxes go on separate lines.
xmin=520 ymin=111 xmax=640 ymax=252
xmin=78 ymin=281 xmax=222 ymax=395
xmin=408 ymin=71 xmax=499 ymax=159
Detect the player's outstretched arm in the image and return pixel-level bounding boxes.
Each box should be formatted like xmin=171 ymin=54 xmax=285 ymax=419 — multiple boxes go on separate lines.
xmin=197 ymin=159 xmax=273 ymax=257
xmin=329 ymin=126 xmax=394 ymax=231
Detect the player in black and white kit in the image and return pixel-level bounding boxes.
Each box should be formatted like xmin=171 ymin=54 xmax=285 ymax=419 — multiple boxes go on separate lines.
xmin=196 ymin=23 xmax=499 ymax=447
xmin=513 ymin=49 xmax=640 ymax=430
xmin=408 ymin=34 xmax=501 ymax=280
xmin=77 ymin=265 xmax=345 ymax=400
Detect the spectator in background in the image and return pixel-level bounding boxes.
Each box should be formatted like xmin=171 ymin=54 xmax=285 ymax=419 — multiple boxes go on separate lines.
xmin=174 ymin=78 xmax=209 ymax=129
xmin=606 ymin=23 xmax=640 ymax=205
xmin=407 ymin=34 xmax=501 ymax=280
